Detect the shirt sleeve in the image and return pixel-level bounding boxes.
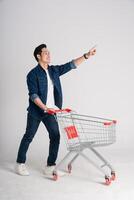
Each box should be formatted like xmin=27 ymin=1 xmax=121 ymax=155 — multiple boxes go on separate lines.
xmin=26 ymin=72 xmax=39 ymax=102
xmin=53 ymin=60 xmax=77 ymax=76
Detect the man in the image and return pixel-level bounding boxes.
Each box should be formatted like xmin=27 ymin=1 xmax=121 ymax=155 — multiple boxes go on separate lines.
xmin=15 ymin=43 xmax=96 ymax=176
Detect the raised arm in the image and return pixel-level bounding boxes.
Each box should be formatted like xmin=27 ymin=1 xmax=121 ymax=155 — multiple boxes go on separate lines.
xmin=73 ymin=46 xmax=96 ymax=67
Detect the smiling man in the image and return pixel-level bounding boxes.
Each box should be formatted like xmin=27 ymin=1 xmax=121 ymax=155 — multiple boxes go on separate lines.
xmin=15 ymin=43 xmax=96 ymax=177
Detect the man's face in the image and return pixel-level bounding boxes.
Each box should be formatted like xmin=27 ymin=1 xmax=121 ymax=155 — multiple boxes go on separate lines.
xmin=38 ymin=47 xmax=50 ymax=64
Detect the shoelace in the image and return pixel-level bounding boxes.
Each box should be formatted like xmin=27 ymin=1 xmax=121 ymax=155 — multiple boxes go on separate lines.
xmin=21 ymin=164 xmax=27 ymax=171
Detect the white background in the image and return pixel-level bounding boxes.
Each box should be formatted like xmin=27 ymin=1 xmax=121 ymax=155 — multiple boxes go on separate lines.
xmin=0 ymin=0 xmax=134 ymax=199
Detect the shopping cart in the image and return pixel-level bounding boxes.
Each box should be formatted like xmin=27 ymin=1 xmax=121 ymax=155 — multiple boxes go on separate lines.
xmin=49 ymin=108 xmax=117 ymax=185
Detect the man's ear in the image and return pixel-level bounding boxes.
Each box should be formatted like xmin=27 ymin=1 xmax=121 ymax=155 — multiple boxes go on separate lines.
xmin=37 ymin=54 xmax=40 ymax=60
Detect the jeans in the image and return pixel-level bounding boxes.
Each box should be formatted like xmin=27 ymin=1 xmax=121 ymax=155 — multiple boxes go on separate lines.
xmin=16 ymin=112 xmax=60 ymax=166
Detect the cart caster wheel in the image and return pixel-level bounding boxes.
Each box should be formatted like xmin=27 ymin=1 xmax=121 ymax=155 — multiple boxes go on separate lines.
xmin=53 ymin=173 xmax=58 ymax=181
xmin=68 ymin=164 xmax=72 ymax=173
xmin=105 ymin=176 xmax=111 ymax=185
xmin=111 ymin=171 xmax=116 ymax=181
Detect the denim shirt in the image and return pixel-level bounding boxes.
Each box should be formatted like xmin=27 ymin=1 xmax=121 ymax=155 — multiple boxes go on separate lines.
xmin=26 ymin=60 xmax=76 ymax=119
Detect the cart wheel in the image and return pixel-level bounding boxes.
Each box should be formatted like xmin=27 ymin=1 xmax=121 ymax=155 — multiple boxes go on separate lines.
xmin=52 ymin=172 xmax=58 ymax=181
xmin=68 ymin=164 xmax=72 ymax=173
xmin=111 ymin=171 xmax=116 ymax=181
xmin=105 ymin=176 xmax=111 ymax=185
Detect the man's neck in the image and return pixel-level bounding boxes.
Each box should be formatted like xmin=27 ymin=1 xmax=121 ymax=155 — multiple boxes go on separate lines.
xmin=39 ymin=61 xmax=48 ymax=70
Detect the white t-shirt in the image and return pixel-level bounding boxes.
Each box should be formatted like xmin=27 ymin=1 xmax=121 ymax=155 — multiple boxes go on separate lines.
xmin=45 ymin=69 xmax=58 ymax=109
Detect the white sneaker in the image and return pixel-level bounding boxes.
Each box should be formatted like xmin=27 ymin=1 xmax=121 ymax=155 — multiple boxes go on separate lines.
xmin=43 ymin=165 xmax=65 ymax=178
xmin=15 ymin=163 xmax=30 ymax=176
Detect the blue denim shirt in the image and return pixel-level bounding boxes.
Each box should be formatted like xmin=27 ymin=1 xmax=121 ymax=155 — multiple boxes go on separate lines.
xmin=26 ymin=60 xmax=76 ymax=119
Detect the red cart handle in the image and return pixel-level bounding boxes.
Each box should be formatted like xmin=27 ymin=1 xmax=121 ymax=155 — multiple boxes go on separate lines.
xmin=104 ymin=120 xmax=117 ymax=126
xmin=47 ymin=108 xmax=72 ymax=115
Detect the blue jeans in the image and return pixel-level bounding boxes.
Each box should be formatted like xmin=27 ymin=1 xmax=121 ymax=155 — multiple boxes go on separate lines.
xmin=16 ymin=112 xmax=60 ymax=166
